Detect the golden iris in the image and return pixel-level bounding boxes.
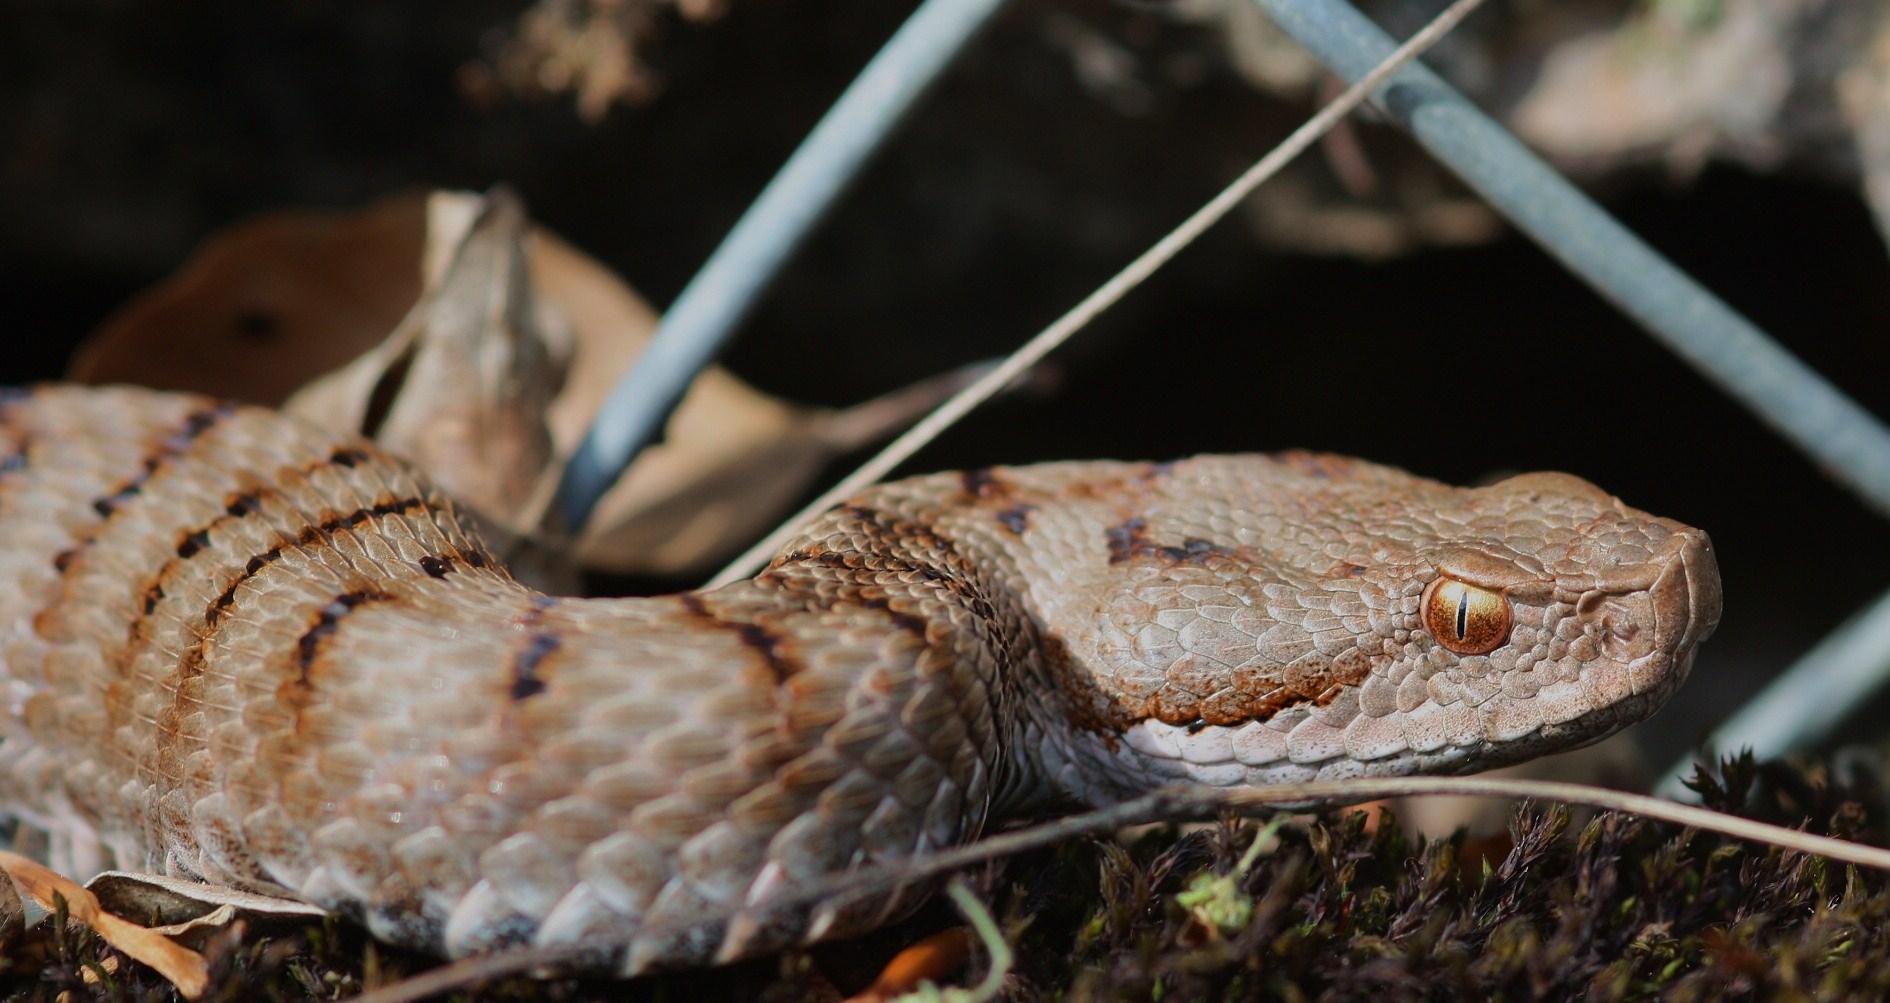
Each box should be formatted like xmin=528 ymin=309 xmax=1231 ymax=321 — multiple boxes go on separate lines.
xmin=1422 ymin=577 xmax=1512 ymax=655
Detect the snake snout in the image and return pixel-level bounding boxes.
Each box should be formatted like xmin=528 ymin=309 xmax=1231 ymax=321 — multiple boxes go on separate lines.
xmin=1633 ymin=529 xmax=1720 ymax=695
xmin=1658 ymin=530 xmax=1720 ymax=650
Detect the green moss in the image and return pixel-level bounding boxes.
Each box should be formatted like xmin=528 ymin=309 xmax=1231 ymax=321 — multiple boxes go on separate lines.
xmin=9 ymin=754 xmax=1890 ymax=1001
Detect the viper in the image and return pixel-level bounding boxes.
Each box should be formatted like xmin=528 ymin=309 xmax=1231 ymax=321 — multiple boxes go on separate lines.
xmin=0 ymin=384 xmax=1719 ymax=973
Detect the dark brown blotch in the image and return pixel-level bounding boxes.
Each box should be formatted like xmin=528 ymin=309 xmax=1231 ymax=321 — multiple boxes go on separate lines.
xmin=1107 ymin=517 xmax=1243 ymax=567
xmin=839 ymin=503 xmax=967 ymax=565
xmin=784 ymin=549 xmax=854 ymax=570
xmin=205 ymin=495 xmax=430 ymax=629
xmin=855 ymin=593 xmax=931 ymax=642
xmin=1185 ymin=648 xmax=1377 ymax=727
xmin=735 ymin=621 xmax=799 ymax=681
xmin=295 ymin=591 xmax=391 ymax=678
xmin=1106 ymin=517 xmax=1151 ymax=564
xmin=84 ymin=406 xmax=235 ymax=529
xmin=961 ymin=468 xmax=1010 ymax=501
xmin=224 ymin=490 xmax=262 ymax=518
xmin=1169 ymin=537 xmax=1241 ymax=563
xmin=995 ymin=503 xmax=1036 ymax=535
xmin=677 ymin=594 xmax=804 ymax=681
xmin=176 ymin=527 xmax=213 ymax=559
xmin=510 ymin=633 xmax=560 ymax=700
xmin=165 ymin=404 xmax=237 ymax=451
xmin=0 ymin=434 xmax=32 ymax=476
xmin=783 ymin=548 xmax=958 ymax=586
xmin=93 ymin=485 xmax=137 ymax=518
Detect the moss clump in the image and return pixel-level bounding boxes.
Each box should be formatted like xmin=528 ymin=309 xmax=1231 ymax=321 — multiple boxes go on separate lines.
xmin=6 ymin=754 xmax=1890 ymax=1001
xmin=996 ymin=754 xmax=1890 ymax=1001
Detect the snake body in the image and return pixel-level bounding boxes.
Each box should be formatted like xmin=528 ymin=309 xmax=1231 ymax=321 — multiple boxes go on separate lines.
xmin=0 ymin=385 xmax=1720 ymax=973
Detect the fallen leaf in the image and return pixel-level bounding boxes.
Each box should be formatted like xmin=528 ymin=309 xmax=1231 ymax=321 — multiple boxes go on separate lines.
xmin=284 ymin=188 xmax=563 ymax=541
xmin=86 ymin=869 xmax=327 ymax=949
xmin=70 ymin=188 xmax=1009 ymax=578
xmin=0 ymin=855 xmax=21 ymax=949
xmin=843 ymin=927 xmax=974 ymax=1003
xmin=69 ymin=195 xmax=426 ymax=406
xmin=0 ymin=850 xmax=210 ymax=999
xmin=571 ymin=359 xmax=1003 ymax=575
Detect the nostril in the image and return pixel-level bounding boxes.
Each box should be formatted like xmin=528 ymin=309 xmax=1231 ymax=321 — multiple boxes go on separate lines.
xmin=1593 ymin=599 xmax=1651 ymax=660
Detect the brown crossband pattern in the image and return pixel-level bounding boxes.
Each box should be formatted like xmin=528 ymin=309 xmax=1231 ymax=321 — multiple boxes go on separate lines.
xmin=0 ymin=385 xmax=1719 ymax=976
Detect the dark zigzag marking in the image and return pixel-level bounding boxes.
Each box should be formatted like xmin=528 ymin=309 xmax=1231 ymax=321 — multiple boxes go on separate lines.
xmin=276 ymin=591 xmax=399 ymax=749
xmin=677 ymin=594 xmax=803 ymax=682
xmin=89 ymin=404 xmax=237 ymax=519
xmin=128 ymin=443 xmax=413 ymax=649
xmin=199 ymin=495 xmax=438 ymax=631
xmin=509 ymin=598 xmax=561 ymax=701
xmin=39 ymin=403 xmax=237 ymax=636
xmin=296 ymin=592 xmax=393 ymax=678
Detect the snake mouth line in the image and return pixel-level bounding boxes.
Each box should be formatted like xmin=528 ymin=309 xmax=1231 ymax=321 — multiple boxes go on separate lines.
xmin=1115 ymin=533 xmax=1721 ymax=789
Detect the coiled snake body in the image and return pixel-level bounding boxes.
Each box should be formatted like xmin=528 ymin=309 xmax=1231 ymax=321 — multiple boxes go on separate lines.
xmin=0 ymin=385 xmax=1720 ymax=973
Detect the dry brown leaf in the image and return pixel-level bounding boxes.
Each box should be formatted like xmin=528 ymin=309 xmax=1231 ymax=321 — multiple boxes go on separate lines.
xmin=78 ymin=953 xmax=121 ymax=986
xmin=0 ymin=856 xmax=21 ymax=949
xmin=86 ymin=870 xmax=328 ymax=951
xmin=842 ymin=927 xmax=974 ymax=1003
xmin=69 ymin=195 xmax=426 ymax=406
xmin=70 ymin=188 xmax=994 ymax=577
xmin=0 ymin=850 xmax=209 ymax=999
xmin=283 ymin=189 xmax=563 ymax=540
xmin=572 ymin=360 xmax=1001 ymax=574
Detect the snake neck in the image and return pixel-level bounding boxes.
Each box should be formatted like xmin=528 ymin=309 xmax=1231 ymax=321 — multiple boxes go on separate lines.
xmin=763 ymin=490 xmax=1137 ymax=820
xmin=759 ymin=506 xmax=1040 ymax=815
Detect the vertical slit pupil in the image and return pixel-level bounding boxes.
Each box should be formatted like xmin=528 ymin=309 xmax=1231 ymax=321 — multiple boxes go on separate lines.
xmin=1455 ymin=590 xmax=1470 ymax=640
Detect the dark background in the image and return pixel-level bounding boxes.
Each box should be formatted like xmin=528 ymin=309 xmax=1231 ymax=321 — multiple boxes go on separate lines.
xmin=6 ymin=0 xmax=1890 ymax=771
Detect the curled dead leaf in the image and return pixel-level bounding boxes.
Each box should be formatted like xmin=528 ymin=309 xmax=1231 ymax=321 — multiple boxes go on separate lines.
xmin=0 ymin=858 xmax=20 ymax=949
xmin=69 ymin=188 xmax=1004 ymax=578
xmin=86 ymin=870 xmax=328 ymax=949
xmin=70 ymin=196 xmax=426 ymax=406
xmin=0 ymin=850 xmax=209 ymax=999
xmin=842 ymin=927 xmax=974 ymax=1003
xmin=283 ymin=188 xmax=563 ymax=542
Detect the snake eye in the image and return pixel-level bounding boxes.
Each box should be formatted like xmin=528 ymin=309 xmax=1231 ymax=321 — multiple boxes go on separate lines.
xmin=1422 ymin=577 xmax=1512 ymax=655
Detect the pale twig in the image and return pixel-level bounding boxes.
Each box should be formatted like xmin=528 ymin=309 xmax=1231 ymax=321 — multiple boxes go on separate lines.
xmin=705 ymin=0 xmax=1492 ymax=587
xmin=1657 ymin=582 xmax=1890 ymax=799
xmin=1258 ymin=0 xmax=1890 ymax=808
xmin=1255 ymin=0 xmax=1890 ymax=523
xmin=341 ymin=772 xmax=1890 ymax=1003
xmin=555 ymin=0 xmax=1010 ymax=530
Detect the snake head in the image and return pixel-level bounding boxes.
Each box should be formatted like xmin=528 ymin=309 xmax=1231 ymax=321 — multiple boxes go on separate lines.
xmin=996 ymin=454 xmax=1721 ymax=803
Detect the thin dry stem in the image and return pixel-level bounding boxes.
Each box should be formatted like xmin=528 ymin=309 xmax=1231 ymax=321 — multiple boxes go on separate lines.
xmin=707 ymin=0 xmax=1493 ymax=586
xmin=342 ymin=771 xmax=1890 ymax=1003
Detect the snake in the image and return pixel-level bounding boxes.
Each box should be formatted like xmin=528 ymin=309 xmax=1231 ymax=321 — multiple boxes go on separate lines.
xmin=0 ymin=384 xmax=1720 ymax=974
